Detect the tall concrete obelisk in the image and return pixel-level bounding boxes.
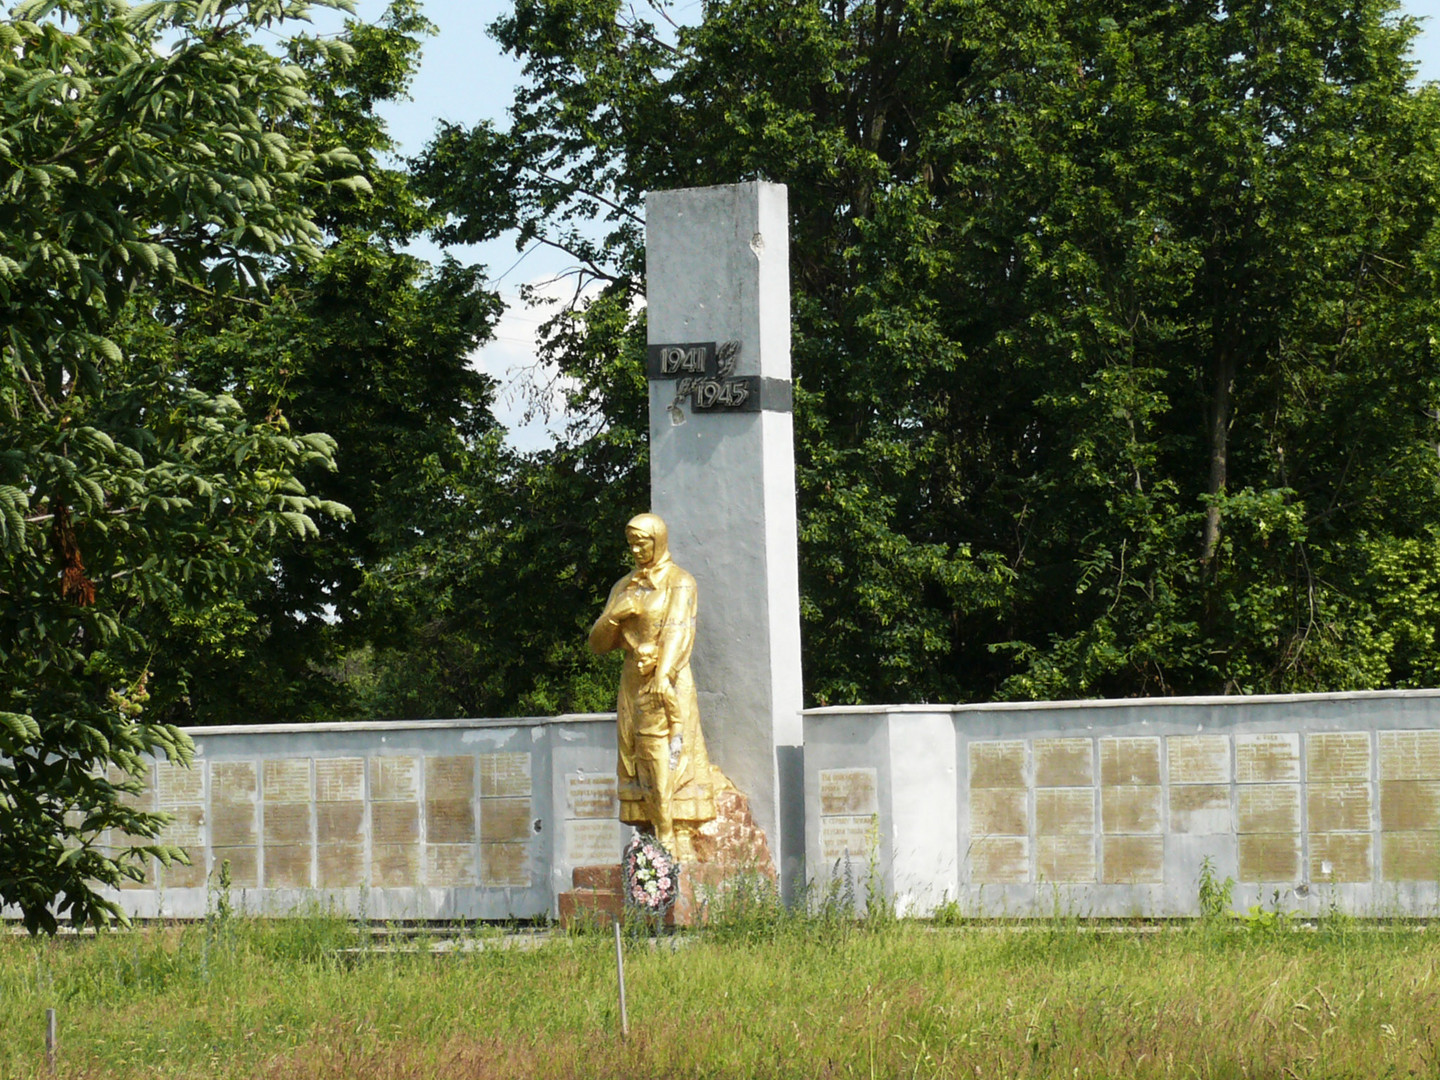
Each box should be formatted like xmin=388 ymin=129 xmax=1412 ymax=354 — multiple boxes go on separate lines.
xmin=645 ymin=182 xmax=803 ymax=891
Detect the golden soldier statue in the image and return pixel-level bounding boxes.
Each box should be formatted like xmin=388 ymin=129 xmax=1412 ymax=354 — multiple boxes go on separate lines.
xmin=588 ymin=513 xmax=731 ymax=859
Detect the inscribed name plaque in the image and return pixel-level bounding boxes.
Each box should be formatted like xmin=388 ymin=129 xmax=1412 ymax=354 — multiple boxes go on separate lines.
xmin=567 ymin=819 xmax=624 ymax=865
xmin=1236 ymin=733 xmax=1301 ymax=783
xmin=479 ymin=753 xmax=532 ymax=798
xmin=821 ymin=814 xmax=877 ymax=860
xmin=566 ymin=773 xmax=619 ymax=819
xmin=818 ymin=768 xmax=879 ymax=816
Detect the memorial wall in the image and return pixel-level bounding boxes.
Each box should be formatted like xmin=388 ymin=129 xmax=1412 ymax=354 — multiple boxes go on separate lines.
xmin=89 ymin=715 xmax=621 ymax=920
xmin=804 ymin=689 xmax=1440 ymax=917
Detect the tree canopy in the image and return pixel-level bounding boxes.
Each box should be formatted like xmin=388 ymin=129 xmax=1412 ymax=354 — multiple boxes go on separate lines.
xmin=0 ymin=0 xmax=427 ymax=931
xmin=417 ymin=0 xmax=1440 ymax=706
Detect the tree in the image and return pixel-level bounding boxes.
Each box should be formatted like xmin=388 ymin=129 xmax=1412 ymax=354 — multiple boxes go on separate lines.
xmin=129 ymin=0 xmax=505 ymax=729
xmin=0 ymin=0 xmax=364 ymax=932
xmin=417 ymin=0 xmax=1440 ymax=705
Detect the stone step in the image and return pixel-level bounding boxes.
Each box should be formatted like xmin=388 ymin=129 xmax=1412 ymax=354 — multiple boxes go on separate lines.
xmin=556 ymin=888 xmax=622 ymax=928
xmin=572 ymin=864 xmax=622 ymax=891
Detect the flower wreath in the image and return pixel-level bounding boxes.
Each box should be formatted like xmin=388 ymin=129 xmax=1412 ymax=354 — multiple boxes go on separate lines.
xmin=622 ymin=831 xmax=680 ymax=917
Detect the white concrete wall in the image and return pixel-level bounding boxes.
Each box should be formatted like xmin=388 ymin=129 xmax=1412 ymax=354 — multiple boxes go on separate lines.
xmin=804 ymin=690 xmax=1440 ymax=918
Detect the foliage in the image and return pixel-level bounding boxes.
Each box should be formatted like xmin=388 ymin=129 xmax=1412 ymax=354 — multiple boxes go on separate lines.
xmin=0 ymin=0 xmax=366 ymax=931
xmin=128 ymin=0 xmax=503 ymax=728
xmin=1196 ymin=855 xmax=1235 ymax=922
xmin=418 ymin=0 xmax=1440 ymax=705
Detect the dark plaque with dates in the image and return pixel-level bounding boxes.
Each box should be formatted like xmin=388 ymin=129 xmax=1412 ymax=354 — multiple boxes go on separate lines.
xmin=646 ymin=340 xmax=788 ymax=414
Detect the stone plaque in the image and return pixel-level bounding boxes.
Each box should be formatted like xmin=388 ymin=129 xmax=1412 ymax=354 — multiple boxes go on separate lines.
xmin=1237 ymin=784 xmax=1301 ymax=834
xmin=1382 ymin=831 xmax=1440 ymax=881
xmin=1380 ymin=731 xmax=1440 ymax=781
xmin=317 ymin=843 xmax=364 ymax=888
xmin=155 ymin=761 xmax=204 ymax=806
xmin=426 ymin=799 xmax=477 ymax=845
xmin=970 ymin=836 xmax=1029 ymax=884
xmin=1238 ymin=834 xmax=1300 ymax=881
xmin=820 ymin=815 xmax=877 ymax=860
xmin=1101 ymin=836 xmax=1163 ymax=884
xmin=118 ymin=857 xmax=154 ymax=890
xmin=1380 ymin=780 xmax=1440 ymax=831
xmin=210 ymin=801 xmax=256 ymax=846
xmin=481 ymin=843 xmax=531 ymax=887
xmin=315 ymin=758 xmax=365 ymax=802
xmin=115 ymin=765 xmax=155 ymax=811
xmin=212 ymin=847 xmax=257 ymax=888
xmin=819 ymin=768 xmax=879 ymax=815
xmin=1034 ymin=739 xmax=1093 ymax=788
xmin=1037 ymin=836 xmax=1096 ymax=883
xmin=425 ymin=756 xmax=475 ymax=800
xmin=263 ymin=803 xmax=311 ymax=846
xmin=158 ymin=805 xmax=205 ymax=847
xmin=969 ymin=741 xmax=1026 ymax=789
xmin=371 ymin=802 xmax=419 ymax=845
xmin=1100 ymin=738 xmax=1161 ymax=787
xmin=479 ymin=753 xmax=532 ymax=798
xmin=481 ymin=797 xmax=532 ymax=843
xmin=1101 ymin=786 xmax=1162 ymax=835
xmin=1236 ymin=733 xmax=1301 ymax=783
xmin=1167 ymin=735 xmax=1230 ymax=785
xmin=316 ymin=802 xmax=364 ymax=844
xmin=1310 ymin=833 xmax=1372 ymax=884
xmin=212 ymin=761 xmax=257 ymax=803
xmin=970 ymin=788 xmax=1027 ymax=836
xmin=1035 ymin=788 xmax=1094 ymax=837
xmin=372 ymin=844 xmax=420 ymax=887
xmin=159 ymin=851 xmax=205 ymax=889
xmin=566 ymin=773 xmax=620 ymax=819
xmin=567 ymin=819 xmax=624 ymax=864
xmin=1307 ymin=782 xmax=1371 ymax=834
xmin=263 ymin=759 xmax=311 ymax=803
xmin=265 ymin=845 xmax=312 ymax=888
xmin=427 ymin=844 xmax=478 ymax=887
xmin=1168 ymin=784 xmax=1230 ymax=835
xmin=1307 ymin=732 xmax=1370 ymax=782
xmin=369 ymin=756 xmax=419 ymax=801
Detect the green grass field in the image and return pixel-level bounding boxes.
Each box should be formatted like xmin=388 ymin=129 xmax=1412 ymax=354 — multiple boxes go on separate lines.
xmin=2 ymin=908 xmax=1437 ymax=1079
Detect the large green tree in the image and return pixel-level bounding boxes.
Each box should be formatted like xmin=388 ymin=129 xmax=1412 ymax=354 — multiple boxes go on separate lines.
xmin=417 ymin=0 xmax=1440 ymax=706
xmin=0 ymin=0 xmax=366 ymax=931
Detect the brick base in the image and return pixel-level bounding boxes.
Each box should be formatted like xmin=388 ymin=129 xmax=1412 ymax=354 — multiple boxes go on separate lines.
xmin=559 ymin=790 xmax=776 ymax=928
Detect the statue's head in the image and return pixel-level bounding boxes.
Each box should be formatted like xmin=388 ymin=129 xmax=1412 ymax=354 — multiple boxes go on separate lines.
xmin=625 ymin=512 xmax=668 ymax=569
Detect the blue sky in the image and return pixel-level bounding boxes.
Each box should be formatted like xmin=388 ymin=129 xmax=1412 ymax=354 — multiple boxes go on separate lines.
xmin=315 ymin=0 xmax=1440 ymax=445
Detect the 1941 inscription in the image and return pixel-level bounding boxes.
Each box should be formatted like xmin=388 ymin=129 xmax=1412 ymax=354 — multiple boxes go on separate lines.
xmin=648 ymin=339 xmax=763 ymax=413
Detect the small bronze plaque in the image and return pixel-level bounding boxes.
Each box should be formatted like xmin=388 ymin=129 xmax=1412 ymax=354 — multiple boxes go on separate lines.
xmin=970 ymin=788 xmax=1027 ymax=836
xmin=263 ymin=760 xmax=311 ymax=804
xmin=1036 ymin=788 xmax=1094 ymax=837
xmin=1237 ymin=784 xmax=1301 ymax=834
xmin=371 ymin=801 xmax=419 ymax=845
xmin=1037 ymin=836 xmax=1097 ymax=883
xmin=969 ymin=741 xmax=1026 ymax=789
xmin=1380 ymin=731 xmax=1440 ymax=782
xmin=265 ymin=845 xmax=313 ymax=889
xmin=426 ymin=798 xmax=477 ymax=845
xmin=1100 ymin=738 xmax=1161 ymax=787
xmin=1238 ymin=834 xmax=1300 ymax=882
xmin=819 ymin=768 xmax=879 ymax=815
xmin=315 ymin=758 xmax=364 ymax=802
xmin=1167 ymin=735 xmax=1230 ymax=785
xmin=1034 ymin=739 xmax=1093 ymax=787
xmin=1168 ymin=784 xmax=1230 ymax=835
xmin=1101 ymin=786 xmax=1162 ymax=835
xmin=1101 ymin=836 xmax=1163 ymax=883
xmin=1310 ymin=833 xmax=1372 ymax=883
xmin=480 ymin=797 xmax=532 ymax=843
xmin=369 ymin=757 xmax=419 ymax=801
xmin=263 ymin=803 xmax=311 ymax=846
xmin=372 ymin=844 xmax=420 ymax=887
xmin=1307 ymin=732 xmax=1370 ymax=782
xmin=1236 ymin=734 xmax=1301 ymax=783
xmin=1307 ymin=783 xmax=1372 ymax=834
xmin=481 ymin=843 xmax=530 ymax=887
xmin=970 ymin=836 xmax=1029 ymax=884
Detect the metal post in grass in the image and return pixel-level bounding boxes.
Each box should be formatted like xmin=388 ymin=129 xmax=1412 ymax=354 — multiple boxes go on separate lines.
xmin=613 ymin=917 xmax=629 ymax=1041
xmin=45 ymin=1008 xmax=56 ymax=1073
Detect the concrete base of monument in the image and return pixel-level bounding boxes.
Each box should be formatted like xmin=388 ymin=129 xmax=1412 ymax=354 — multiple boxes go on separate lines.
xmin=557 ymin=789 xmax=776 ymax=928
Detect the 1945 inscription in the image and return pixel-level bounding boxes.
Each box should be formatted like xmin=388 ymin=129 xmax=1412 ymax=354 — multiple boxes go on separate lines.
xmin=647 ymin=339 xmax=762 ymax=413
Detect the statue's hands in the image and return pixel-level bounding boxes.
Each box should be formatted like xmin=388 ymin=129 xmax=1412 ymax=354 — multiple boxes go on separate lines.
xmin=608 ymin=591 xmax=641 ymax=622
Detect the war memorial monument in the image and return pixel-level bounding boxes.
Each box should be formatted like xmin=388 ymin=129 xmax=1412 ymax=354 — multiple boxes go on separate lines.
xmin=63 ymin=182 xmax=1440 ymax=925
